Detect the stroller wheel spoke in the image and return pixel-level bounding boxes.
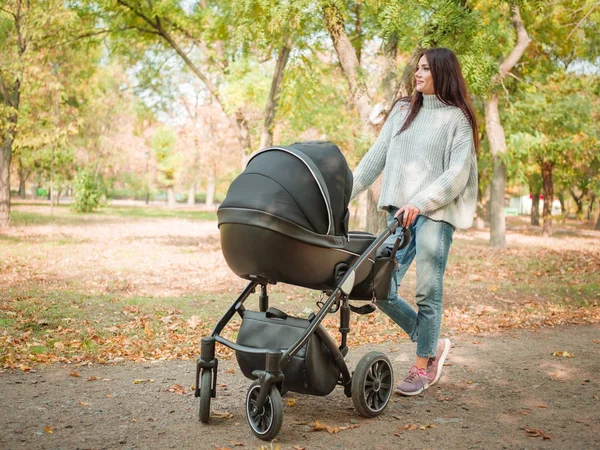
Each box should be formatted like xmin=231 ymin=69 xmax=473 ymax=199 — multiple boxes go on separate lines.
xmin=367 ymin=389 xmax=376 ymax=407
xmin=373 ymin=361 xmax=381 ymax=378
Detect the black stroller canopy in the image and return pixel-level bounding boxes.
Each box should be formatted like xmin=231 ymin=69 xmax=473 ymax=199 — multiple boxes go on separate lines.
xmin=219 ymin=141 xmax=353 ymax=236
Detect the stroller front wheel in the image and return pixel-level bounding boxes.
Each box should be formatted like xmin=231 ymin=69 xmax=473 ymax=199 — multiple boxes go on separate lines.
xmin=198 ymin=369 xmax=212 ymax=423
xmin=245 ymin=380 xmax=283 ymax=441
xmin=352 ymin=351 xmax=394 ymax=417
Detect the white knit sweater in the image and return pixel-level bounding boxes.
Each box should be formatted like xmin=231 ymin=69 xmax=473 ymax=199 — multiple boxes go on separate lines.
xmin=351 ymin=94 xmax=478 ymax=229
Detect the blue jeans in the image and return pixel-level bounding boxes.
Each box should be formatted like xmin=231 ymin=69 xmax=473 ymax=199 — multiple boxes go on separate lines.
xmin=376 ymin=210 xmax=454 ymax=358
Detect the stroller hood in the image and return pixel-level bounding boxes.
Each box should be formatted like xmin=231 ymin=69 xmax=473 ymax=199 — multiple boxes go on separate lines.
xmin=218 ymin=141 xmax=353 ymax=237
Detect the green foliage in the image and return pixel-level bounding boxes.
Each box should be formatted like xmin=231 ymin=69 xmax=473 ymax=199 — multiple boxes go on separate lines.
xmin=503 ymin=71 xmax=599 ymax=200
xmin=376 ymin=0 xmax=500 ymax=95
xmin=152 ymin=127 xmax=181 ymax=188
xmin=72 ymin=168 xmax=105 ymax=213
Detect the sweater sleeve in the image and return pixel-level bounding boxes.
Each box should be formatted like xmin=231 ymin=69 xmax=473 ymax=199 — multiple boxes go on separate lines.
xmin=351 ymin=104 xmax=404 ymax=200
xmin=408 ymin=117 xmax=474 ymax=214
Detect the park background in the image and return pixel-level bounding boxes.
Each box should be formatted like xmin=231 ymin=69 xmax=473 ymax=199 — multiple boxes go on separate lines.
xmin=0 ymin=1 xmax=599 ymax=448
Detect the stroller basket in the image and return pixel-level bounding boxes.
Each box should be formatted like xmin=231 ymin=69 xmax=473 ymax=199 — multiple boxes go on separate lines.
xmin=236 ymin=308 xmax=340 ymax=396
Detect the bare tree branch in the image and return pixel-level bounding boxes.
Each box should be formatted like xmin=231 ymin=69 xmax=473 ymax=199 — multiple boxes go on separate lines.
xmin=567 ymin=1 xmax=600 ymax=40
xmin=43 ymin=27 xmax=160 ymax=51
xmin=0 ymin=5 xmax=17 ymax=19
xmin=498 ymin=6 xmax=531 ymax=79
xmin=117 ymin=0 xmax=159 ymax=30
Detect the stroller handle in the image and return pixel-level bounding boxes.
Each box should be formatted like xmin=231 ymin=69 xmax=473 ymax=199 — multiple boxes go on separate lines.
xmin=339 ymin=212 xmax=409 ymax=296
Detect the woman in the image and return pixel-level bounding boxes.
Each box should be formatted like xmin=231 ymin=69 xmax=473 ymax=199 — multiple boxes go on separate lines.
xmin=351 ymin=47 xmax=478 ymax=396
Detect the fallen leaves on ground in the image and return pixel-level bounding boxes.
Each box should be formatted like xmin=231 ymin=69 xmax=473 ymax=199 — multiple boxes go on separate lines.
xmin=211 ymin=410 xmax=234 ymax=419
xmin=2 ymin=215 xmax=599 ymax=369
xmin=396 ymin=423 xmax=437 ymax=433
xmin=552 ymin=351 xmax=574 ymax=357
xmin=311 ymin=420 xmax=360 ymax=434
xmin=286 ymin=398 xmax=297 ymax=406
xmin=44 ymin=427 xmax=54 ymax=434
xmin=133 ymin=379 xmax=153 ymax=384
xmin=186 ymin=316 xmax=201 ymax=330
xmin=522 ymin=427 xmax=551 ymax=439
xmin=69 ymin=372 xmax=81 ymax=377
xmin=79 ymin=401 xmax=89 ymax=406
xmin=166 ymin=384 xmax=186 ymax=395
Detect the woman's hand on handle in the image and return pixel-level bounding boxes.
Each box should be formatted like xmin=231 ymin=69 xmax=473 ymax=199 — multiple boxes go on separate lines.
xmin=395 ymin=204 xmax=420 ymax=227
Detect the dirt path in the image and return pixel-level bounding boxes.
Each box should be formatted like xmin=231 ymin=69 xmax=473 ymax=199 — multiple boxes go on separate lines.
xmin=1 ymin=324 xmax=599 ymax=450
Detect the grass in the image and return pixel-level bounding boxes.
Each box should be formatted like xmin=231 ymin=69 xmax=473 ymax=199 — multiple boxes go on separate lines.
xmin=9 ymin=204 xmax=217 ymax=226
xmin=95 ymin=206 xmax=217 ymax=221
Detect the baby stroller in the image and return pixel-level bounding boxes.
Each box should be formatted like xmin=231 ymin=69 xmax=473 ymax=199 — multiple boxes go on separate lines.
xmin=195 ymin=141 xmax=409 ymax=440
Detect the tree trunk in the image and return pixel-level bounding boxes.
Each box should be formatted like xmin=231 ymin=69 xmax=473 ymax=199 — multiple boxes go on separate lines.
xmin=323 ymin=1 xmax=383 ymax=233
xmin=322 ymin=2 xmax=374 ymax=132
xmin=541 ymin=160 xmax=553 ymax=237
xmin=365 ymin=177 xmax=386 ymax=234
xmin=569 ymin=188 xmax=584 ymax=217
xmin=205 ymin=171 xmax=216 ymax=208
xmin=0 ymin=135 xmax=12 ymax=229
xmin=18 ymin=177 xmax=26 ymax=199
xmin=187 ymin=183 xmax=196 ymax=206
xmin=259 ymin=44 xmax=291 ymax=149
xmin=167 ymin=187 xmax=176 ymax=208
xmin=596 ymin=200 xmax=600 ymax=230
xmin=587 ymin=193 xmax=595 ymax=221
xmin=485 ymin=5 xmax=530 ymax=248
xmin=531 ymin=193 xmax=540 ymax=226
xmin=474 ymin=185 xmax=485 ymax=229
xmin=557 ymin=192 xmax=565 ymax=220
xmin=485 ymin=94 xmax=507 ymax=248
xmin=381 ymin=32 xmax=399 ymax=106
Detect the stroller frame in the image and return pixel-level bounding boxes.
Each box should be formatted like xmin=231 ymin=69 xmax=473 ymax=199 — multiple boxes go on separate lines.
xmin=195 ymin=217 xmax=405 ymax=440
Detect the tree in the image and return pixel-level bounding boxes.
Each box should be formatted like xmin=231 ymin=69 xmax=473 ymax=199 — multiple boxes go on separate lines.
xmin=505 ymin=75 xmax=596 ymax=236
xmin=231 ymin=0 xmax=316 ymax=149
xmin=0 ymin=0 xmax=26 ymax=228
xmin=0 ymin=0 xmax=98 ymax=228
xmin=152 ymin=127 xmax=180 ymax=207
xmin=484 ymin=3 xmax=531 ymax=248
xmin=501 ymin=0 xmax=600 ymax=235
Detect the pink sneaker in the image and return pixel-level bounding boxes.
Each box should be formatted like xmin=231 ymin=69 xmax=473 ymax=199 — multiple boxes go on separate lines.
xmin=426 ymin=338 xmax=451 ymax=386
xmin=395 ymin=365 xmax=429 ymax=396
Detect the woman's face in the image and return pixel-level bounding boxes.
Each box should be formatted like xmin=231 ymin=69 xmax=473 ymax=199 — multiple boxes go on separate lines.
xmin=415 ymin=55 xmax=435 ymax=95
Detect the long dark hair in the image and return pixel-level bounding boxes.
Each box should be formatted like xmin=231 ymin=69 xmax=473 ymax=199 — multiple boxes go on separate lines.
xmin=393 ymin=47 xmax=479 ymax=153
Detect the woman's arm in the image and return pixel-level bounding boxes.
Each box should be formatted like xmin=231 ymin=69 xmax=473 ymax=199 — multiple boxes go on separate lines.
xmin=408 ymin=118 xmax=474 ymax=213
xmin=351 ymin=104 xmax=405 ymax=199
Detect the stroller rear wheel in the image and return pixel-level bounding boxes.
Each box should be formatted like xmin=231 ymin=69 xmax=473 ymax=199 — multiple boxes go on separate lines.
xmin=245 ymin=380 xmax=283 ymax=441
xmin=198 ymin=369 xmax=212 ymax=423
xmin=352 ymin=351 xmax=394 ymax=417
